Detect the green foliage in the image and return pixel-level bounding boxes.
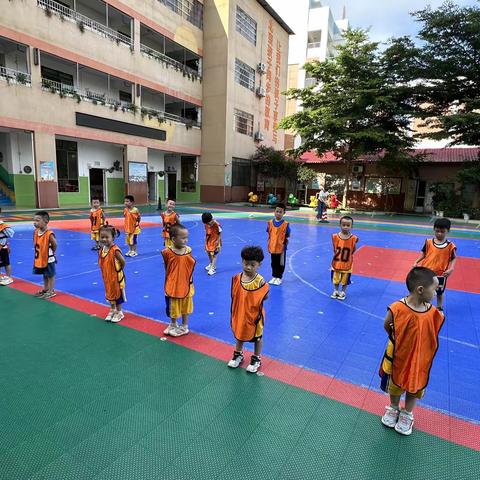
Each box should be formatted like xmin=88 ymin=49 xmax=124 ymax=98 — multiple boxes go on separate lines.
xmin=251 ymin=146 xmax=297 ymax=181
xmin=457 ymin=161 xmax=480 ymax=186
xmin=297 ymin=165 xmax=317 ymax=185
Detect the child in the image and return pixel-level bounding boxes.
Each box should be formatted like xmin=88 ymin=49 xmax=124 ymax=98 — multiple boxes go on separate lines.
xmin=98 ymin=225 xmax=126 ymax=323
xmin=32 ymin=210 xmax=57 ymax=299
xmin=228 ymin=246 xmax=269 ymax=373
xmin=330 ymin=216 xmax=358 ymax=300
xmin=201 ymin=212 xmax=222 ymax=275
xmin=89 ymin=197 xmax=105 ymax=251
xmin=379 ymin=267 xmax=444 ymax=436
xmin=161 ymin=223 xmax=196 ymax=337
xmin=413 ymin=218 xmax=456 ymax=312
xmin=124 ymin=195 xmax=141 ymax=257
xmin=266 ymin=203 xmax=290 ymax=285
xmin=0 ymin=209 xmax=15 ymax=285
xmin=160 ymin=199 xmax=180 ymax=248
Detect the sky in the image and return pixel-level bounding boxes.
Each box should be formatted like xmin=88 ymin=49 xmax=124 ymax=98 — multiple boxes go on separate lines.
xmin=269 ymin=0 xmax=478 ymax=43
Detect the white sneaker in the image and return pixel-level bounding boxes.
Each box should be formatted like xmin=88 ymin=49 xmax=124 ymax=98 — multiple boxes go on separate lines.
xmin=275 ymin=278 xmax=283 ymax=285
xmin=338 ymin=291 xmax=346 ymax=301
xmin=381 ymin=406 xmax=400 ymax=428
xmin=205 ymin=264 xmax=212 ymax=271
xmin=246 ymin=355 xmax=261 ymax=373
xmin=395 ymin=410 xmax=414 ymax=436
xmin=130 ymin=252 xmax=138 ymax=257
xmin=331 ymin=291 xmax=339 ymax=299
xmin=104 ymin=309 xmax=115 ymax=322
xmin=170 ymin=324 xmax=189 ymax=337
xmin=163 ymin=323 xmax=177 ymax=335
xmin=125 ymin=251 xmax=132 ymax=257
xmin=111 ymin=311 xmax=124 ymax=323
xmin=208 ymin=268 xmax=216 ymax=276
xmin=0 ymin=276 xmax=13 ymax=285
xmin=268 ymin=278 xmax=277 ymax=285
xmin=227 ymin=351 xmax=244 ymax=368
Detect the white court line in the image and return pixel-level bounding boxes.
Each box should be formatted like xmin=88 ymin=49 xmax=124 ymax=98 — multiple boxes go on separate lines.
xmin=288 ymin=245 xmax=479 ymax=350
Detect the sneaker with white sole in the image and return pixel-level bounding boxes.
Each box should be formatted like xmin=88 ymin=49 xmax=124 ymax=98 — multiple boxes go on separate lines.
xmin=275 ymin=278 xmax=283 ymax=285
xmin=34 ymin=290 xmax=47 ymax=298
xmin=207 ymin=268 xmax=216 ymax=276
xmin=246 ymin=355 xmax=261 ymax=373
xmin=130 ymin=252 xmax=138 ymax=257
xmin=111 ymin=311 xmax=124 ymax=323
xmin=205 ymin=264 xmax=212 ymax=271
xmin=42 ymin=290 xmax=57 ymax=300
xmin=163 ymin=323 xmax=177 ymax=335
xmin=170 ymin=324 xmax=189 ymax=337
xmin=0 ymin=276 xmax=13 ymax=285
xmin=268 ymin=278 xmax=277 ymax=285
xmin=337 ymin=291 xmax=346 ymax=301
xmin=125 ymin=251 xmax=132 ymax=257
xmin=395 ymin=410 xmax=414 ymax=436
xmin=381 ymin=406 xmax=400 ymax=428
xmin=104 ymin=310 xmax=115 ymax=322
xmin=330 ymin=291 xmax=339 ymax=299
xmin=227 ymin=351 xmax=244 ymax=368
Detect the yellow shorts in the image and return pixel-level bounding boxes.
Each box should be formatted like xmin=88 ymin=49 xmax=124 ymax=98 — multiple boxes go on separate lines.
xmin=164 ymin=237 xmax=173 ymax=248
xmin=166 ymin=285 xmax=194 ymax=319
xmin=387 ymin=378 xmax=425 ymax=399
xmin=125 ymin=228 xmax=140 ymax=246
xmin=91 ymin=231 xmax=100 ymax=241
xmin=332 ymin=270 xmax=352 ymax=286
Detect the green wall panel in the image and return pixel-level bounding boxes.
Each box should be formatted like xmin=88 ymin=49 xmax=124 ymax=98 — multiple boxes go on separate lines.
xmin=107 ymin=177 xmax=125 ymax=205
xmin=0 ymin=164 xmax=14 ymax=188
xmin=158 ymin=179 xmax=165 ymax=203
xmin=58 ymin=176 xmax=89 ymax=207
xmin=177 ymin=181 xmax=200 ymax=203
xmin=13 ymin=174 xmax=35 ymax=208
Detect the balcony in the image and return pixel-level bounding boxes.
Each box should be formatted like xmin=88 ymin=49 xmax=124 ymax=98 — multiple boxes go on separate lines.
xmin=0 ymin=37 xmax=31 ymax=86
xmin=37 ymin=0 xmax=133 ymax=48
xmin=158 ymin=0 xmax=203 ymax=30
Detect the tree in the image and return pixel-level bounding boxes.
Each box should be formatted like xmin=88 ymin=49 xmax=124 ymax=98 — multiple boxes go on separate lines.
xmin=297 ymin=165 xmax=317 ymax=204
xmin=279 ymin=29 xmax=419 ymax=207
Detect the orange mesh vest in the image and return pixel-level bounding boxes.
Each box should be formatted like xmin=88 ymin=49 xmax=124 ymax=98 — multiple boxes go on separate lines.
xmin=98 ymin=245 xmax=125 ymax=302
xmin=162 ymin=247 xmax=196 ymax=298
xmin=389 ymin=300 xmax=444 ymax=393
xmin=230 ymin=273 xmax=269 ymax=341
xmin=124 ymin=208 xmax=139 ymax=234
xmin=267 ymin=220 xmax=289 ymax=254
xmin=331 ymin=233 xmax=358 ymax=271
xmin=205 ymin=221 xmax=221 ymax=252
xmin=33 ymin=229 xmax=55 ymax=268
xmin=161 ymin=211 xmax=179 ymax=239
xmin=90 ymin=208 xmax=104 ymax=232
xmin=420 ymin=239 xmax=456 ymax=276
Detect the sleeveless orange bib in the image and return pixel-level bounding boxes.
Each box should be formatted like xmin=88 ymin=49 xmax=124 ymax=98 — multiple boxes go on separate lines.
xmin=331 ymin=233 xmax=358 ymax=271
xmin=162 ymin=247 xmax=196 ymax=298
xmin=98 ymin=245 xmax=125 ymax=302
xmin=33 ymin=229 xmax=55 ymax=268
xmin=267 ymin=220 xmax=289 ymax=254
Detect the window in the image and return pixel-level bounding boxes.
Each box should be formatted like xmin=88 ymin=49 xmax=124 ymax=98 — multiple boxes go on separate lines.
xmin=158 ymin=0 xmax=203 ymax=30
xmin=41 ymin=66 xmax=74 ymax=86
xmin=56 ymin=140 xmax=79 ymax=192
xmin=307 ymin=30 xmax=322 ymax=49
xmin=232 ymin=158 xmax=252 ymax=187
xmin=234 ymin=109 xmax=254 ymax=136
xmin=235 ymin=58 xmax=255 ymax=91
xmin=236 ymin=6 xmax=257 ymax=45
xmin=119 ymin=90 xmax=132 ymax=103
xmin=364 ymin=177 xmax=402 ymax=195
xmin=309 ymin=0 xmax=322 ymax=9
xmin=181 ymin=156 xmax=197 ymax=192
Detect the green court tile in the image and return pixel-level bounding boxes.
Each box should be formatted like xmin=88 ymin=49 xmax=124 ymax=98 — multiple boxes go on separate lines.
xmin=0 ymin=408 xmax=41 ymax=456
xmin=217 ymin=455 xmax=284 ymax=480
xmin=28 ymin=453 xmax=96 ymax=480
xmin=142 ymin=382 xmax=194 ymax=417
xmin=449 ymin=443 xmax=480 ymax=479
xmin=60 ymin=374 xmax=123 ymax=407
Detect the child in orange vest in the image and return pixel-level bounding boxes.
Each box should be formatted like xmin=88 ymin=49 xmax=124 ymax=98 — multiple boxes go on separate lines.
xmin=89 ymin=196 xmax=105 ymax=251
xmin=124 ymin=195 xmax=141 ymax=257
xmin=201 ymin=212 xmax=222 ymax=275
xmin=228 ymin=246 xmax=269 ymax=373
xmin=32 ymin=210 xmax=57 ymax=299
xmin=98 ymin=225 xmax=126 ymax=323
xmin=379 ymin=267 xmax=444 ymax=436
xmin=330 ymin=216 xmax=359 ymax=300
xmin=160 ymin=198 xmax=180 ymax=248
xmin=0 ymin=208 xmax=15 ymax=286
xmin=161 ymin=223 xmax=196 ymax=337
xmin=413 ymin=217 xmax=456 ymax=312
xmin=266 ymin=203 xmax=290 ymax=286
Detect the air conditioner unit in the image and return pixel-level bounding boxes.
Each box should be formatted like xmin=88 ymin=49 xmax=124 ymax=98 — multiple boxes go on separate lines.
xmin=352 ymin=165 xmax=364 ymax=174
xmin=256 ymin=86 xmax=266 ymax=98
xmin=257 ymin=62 xmax=267 ymax=74
xmin=254 ymin=131 xmax=264 ymax=142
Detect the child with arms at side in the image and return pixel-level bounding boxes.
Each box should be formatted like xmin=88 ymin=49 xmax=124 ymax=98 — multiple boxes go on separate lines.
xmin=161 ymin=199 xmax=180 ymax=248
xmin=33 ymin=211 xmax=57 ymax=299
xmin=89 ymin=196 xmax=105 ymax=251
xmin=266 ymin=203 xmax=290 ymax=285
xmin=124 ymin=195 xmax=141 ymax=257
xmin=201 ymin=212 xmax=222 ymax=275
xmin=0 ymin=208 xmax=15 ymax=285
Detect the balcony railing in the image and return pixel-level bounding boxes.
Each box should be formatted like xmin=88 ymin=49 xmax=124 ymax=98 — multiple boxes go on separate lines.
xmin=158 ymin=0 xmax=203 ymax=30
xmin=0 ymin=67 xmax=31 ymax=86
xmin=37 ymin=0 xmax=133 ymax=48
xmin=307 ymin=42 xmax=322 ymax=49
xmin=140 ymin=44 xmax=201 ymax=81
xmin=141 ymin=106 xmax=201 ymax=128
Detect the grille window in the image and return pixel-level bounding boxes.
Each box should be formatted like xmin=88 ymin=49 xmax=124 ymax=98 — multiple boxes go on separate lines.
xmin=236 ymin=6 xmax=257 ymax=45
xmin=235 ymin=58 xmax=255 ymax=91
xmin=234 ymin=109 xmax=254 ymax=136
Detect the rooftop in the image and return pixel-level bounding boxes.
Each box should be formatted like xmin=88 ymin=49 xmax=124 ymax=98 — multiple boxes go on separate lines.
xmin=257 ymin=0 xmax=295 ymax=35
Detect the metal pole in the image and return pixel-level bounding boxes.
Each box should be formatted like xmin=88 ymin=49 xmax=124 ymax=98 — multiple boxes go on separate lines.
xmin=105 ymin=3 xmax=109 ymax=28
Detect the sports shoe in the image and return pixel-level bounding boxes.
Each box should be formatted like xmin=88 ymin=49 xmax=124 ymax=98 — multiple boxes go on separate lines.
xmin=395 ymin=410 xmax=414 ymax=436
xmin=34 ymin=290 xmax=47 ymax=298
xmin=0 ymin=276 xmax=13 ymax=285
xmin=246 ymin=355 xmax=261 ymax=373
xmin=130 ymin=252 xmax=138 ymax=257
xmin=207 ymin=268 xmax=216 ymax=276
xmin=43 ymin=290 xmax=57 ymax=299
xmin=227 ymin=351 xmax=244 ymax=368
xmin=275 ymin=278 xmax=283 ymax=285
xmin=205 ymin=264 xmax=212 ymax=271
xmin=104 ymin=310 xmax=115 ymax=322
xmin=170 ymin=324 xmax=189 ymax=337
xmin=331 ymin=291 xmax=339 ymax=299
xmin=163 ymin=323 xmax=177 ymax=335
xmin=111 ymin=311 xmax=124 ymax=323
xmin=91 ymin=245 xmax=98 ymax=251
xmin=125 ymin=251 xmax=133 ymax=257
xmin=268 ymin=278 xmax=277 ymax=285
xmin=381 ymin=406 xmax=400 ymax=428
xmin=338 ymin=291 xmax=346 ymax=301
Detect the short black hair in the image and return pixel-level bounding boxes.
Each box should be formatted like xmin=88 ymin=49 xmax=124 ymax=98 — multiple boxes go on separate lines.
xmin=169 ymin=223 xmax=187 ymax=239
xmin=241 ymin=245 xmax=264 ymax=263
xmin=275 ymin=203 xmax=286 ymax=212
xmin=201 ymin=212 xmax=213 ymax=224
xmin=340 ymin=215 xmax=353 ymax=225
xmin=406 ymin=267 xmax=436 ymax=293
xmin=34 ymin=210 xmax=50 ymax=222
xmin=99 ymin=224 xmax=120 ymax=239
xmin=166 ymin=198 xmax=176 ymax=203
xmin=91 ymin=196 xmax=100 ymax=202
xmin=434 ymin=218 xmax=451 ymax=231
xmin=124 ymin=195 xmax=135 ymax=202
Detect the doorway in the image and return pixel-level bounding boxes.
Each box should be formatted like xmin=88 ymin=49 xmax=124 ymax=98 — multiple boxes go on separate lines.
xmin=89 ymin=168 xmax=105 ymax=202
xmin=148 ymin=172 xmax=157 ymax=204
xmin=167 ymin=173 xmax=177 ymax=200
xmin=414 ymin=180 xmax=426 ymax=212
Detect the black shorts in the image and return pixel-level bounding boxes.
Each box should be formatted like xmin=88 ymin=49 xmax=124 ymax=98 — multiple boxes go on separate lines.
xmin=436 ymin=276 xmax=447 ymax=295
xmin=32 ymin=262 xmax=56 ymax=278
xmin=0 ymin=247 xmax=10 ymax=268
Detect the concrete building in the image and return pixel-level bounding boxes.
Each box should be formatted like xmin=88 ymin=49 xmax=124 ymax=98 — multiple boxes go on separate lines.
xmin=0 ymin=0 xmax=291 ymax=208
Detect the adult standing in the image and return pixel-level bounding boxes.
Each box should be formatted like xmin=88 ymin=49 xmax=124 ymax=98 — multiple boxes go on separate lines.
xmin=316 ymin=188 xmax=329 ymax=223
